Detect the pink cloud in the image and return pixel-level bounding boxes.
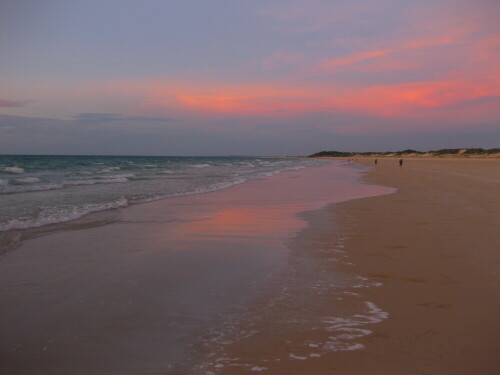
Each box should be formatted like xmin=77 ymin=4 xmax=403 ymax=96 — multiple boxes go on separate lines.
xmin=142 ymin=82 xmax=325 ymax=115
xmin=334 ymin=79 xmax=500 ymax=116
xmin=54 ymin=1 xmax=498 ymax=135
xmin=320 ymin=50 xmax=391 ymax=69
xmin=317 ymin=34 xmax=457 ymax=73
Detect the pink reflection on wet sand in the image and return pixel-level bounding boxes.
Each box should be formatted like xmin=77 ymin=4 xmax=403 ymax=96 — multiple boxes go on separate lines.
xmin=0 ymin=162 xmax=395 ymax=375
xmin=161 ymin=162 xmax=393 ymax=248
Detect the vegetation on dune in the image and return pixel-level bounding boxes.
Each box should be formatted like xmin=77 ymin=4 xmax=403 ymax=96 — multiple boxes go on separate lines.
xmin=309 ymin=148 xmax=500 ymax=158
xmin=431 ymin=148 xmax=461 ymax=155
xmin=394 ymin=149 xmax=424 ymax=155
xmin=308 ymin=151 xmax=357 ymax=157
xmin=463 ymin=148 xmax=500 ymax=155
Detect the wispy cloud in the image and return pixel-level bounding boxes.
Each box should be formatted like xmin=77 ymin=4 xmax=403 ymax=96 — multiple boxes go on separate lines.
xmin=320 ymin=50 xmax=391 ymax=69
xmin=72 ymin=113 xmax=176 ymax=124
xmin=0 ymin=98 xmax=32 ymax=108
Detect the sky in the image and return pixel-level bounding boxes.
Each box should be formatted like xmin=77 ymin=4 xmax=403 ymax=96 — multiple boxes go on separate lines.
xmin=0 ymin=0 xmax=499 ymax=155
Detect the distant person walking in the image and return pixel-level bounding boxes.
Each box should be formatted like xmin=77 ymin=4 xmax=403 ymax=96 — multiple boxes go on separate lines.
xmin=374 ymin=159 xmax=378 ymax=165
xmin=399 ymin=158 xmax=403 ymax=167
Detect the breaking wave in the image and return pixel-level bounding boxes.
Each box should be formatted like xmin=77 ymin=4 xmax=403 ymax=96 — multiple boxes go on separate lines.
xmin=1 ymin=166 xmax=25 ymax=174
xmin=0 ymin=198 xmax=129 ymax=231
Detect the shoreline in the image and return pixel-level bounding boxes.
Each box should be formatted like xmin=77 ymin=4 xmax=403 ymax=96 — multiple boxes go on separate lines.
xmin=2 ymin=159 xmax=498 ymax=374
xmin=0 ymin=162 xmax=392 ymax=375
xmin=0 ymin=158 xmax=322 ymax=257
xmin=204 ymin=158 xmax=499 ymax=374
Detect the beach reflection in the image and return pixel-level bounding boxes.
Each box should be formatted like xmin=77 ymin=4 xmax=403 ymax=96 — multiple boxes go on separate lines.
xmin=175 ymin=206 xmax=307 ymax=242
xmin=0 ymin=163 xmax=397 ymax=375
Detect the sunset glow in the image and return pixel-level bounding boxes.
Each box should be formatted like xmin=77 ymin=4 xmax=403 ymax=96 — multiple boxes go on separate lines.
xmin=0 ymin=0 xmax=498 ymax=154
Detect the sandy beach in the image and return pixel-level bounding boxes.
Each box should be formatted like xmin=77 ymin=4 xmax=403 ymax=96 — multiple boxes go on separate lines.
xmin=329 ymin=158 xmax=500 ymax=374
xmin=203 ymin=158 xmax=500 ymax=374
xmin=1 ymin=158 xmax=499 ymax=374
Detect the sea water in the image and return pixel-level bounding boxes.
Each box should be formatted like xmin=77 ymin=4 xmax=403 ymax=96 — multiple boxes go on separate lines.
xmin=0 ymin=155 xmax=327 ymax=248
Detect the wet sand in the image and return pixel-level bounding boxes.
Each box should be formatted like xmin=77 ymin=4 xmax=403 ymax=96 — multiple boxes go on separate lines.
xmin=207 ymin=158 xmax=500 ymax=374
xmin=0 ymin=163 xmax=392 ymax=375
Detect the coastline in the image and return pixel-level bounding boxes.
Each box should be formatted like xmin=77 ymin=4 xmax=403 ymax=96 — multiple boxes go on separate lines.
xmin=0 ymin=162 xmax=392 ymax=375
xmin=0 ymin=156 xmax=322 ymax=256
xmin=1 ymin=158 xmax=498 ymax=374
xmin=205 ymin=158 xmax=500 ymax=374
xmin=309 ymin=155 xmax=500 ymax=161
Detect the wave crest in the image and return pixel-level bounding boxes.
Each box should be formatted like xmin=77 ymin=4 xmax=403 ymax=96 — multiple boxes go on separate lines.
xmin=2 ymin=166 xmax=25 ymax=174
xmin=0 ymin=198 xmax=129 ymax=231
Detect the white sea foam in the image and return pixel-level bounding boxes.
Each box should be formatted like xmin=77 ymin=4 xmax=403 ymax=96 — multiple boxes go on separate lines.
xmin=333 ymin=327 xmax=372 ymax=340
xmin=106 ymin=173 xmax=135 ymax=179
xmin=0 ymin=183 xmax=64 ymax=194
xmin=14 ymin=177 xmax=41 ymax=183
xmin=98 ymin=167 xmax=121 ymax=173
xmin=191 ymin=163 xmax=211 ymax=168
xmin=363 ymin=301 xmax=389 ymax=321
xmin=289 ymin=354 xmax=307 ymax=360
xmin=0 ymin=198 xmax=129 ymax=231
xmin=251 ymin=366 xmax=268 ymax=371
xmin=319 ymin=301 xmax=389 ymax=352
xmin=2 ymin=166 xmax=25 ymax=174
xmin=323 ymin=342 xmax=365 ymax=351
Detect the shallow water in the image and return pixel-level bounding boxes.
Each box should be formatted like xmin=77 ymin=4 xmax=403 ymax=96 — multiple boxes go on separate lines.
xmin=0 ymin=155 xmax=327 ymax=253
xmin=0 ymin=161 xmax=395 ymax=374
xmin=0 ymin=155 xmax=325 ymax=232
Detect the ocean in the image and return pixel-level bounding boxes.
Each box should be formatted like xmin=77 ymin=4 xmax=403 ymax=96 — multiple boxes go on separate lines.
xmin=0 ymin=155 xmax=326 ymax=252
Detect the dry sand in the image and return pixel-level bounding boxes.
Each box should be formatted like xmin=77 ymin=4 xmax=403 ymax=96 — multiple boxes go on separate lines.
xmin=325 ymin=158 xmax=500 ymax=374
xmin=205 ymin=158 xmax=500 ymax=375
